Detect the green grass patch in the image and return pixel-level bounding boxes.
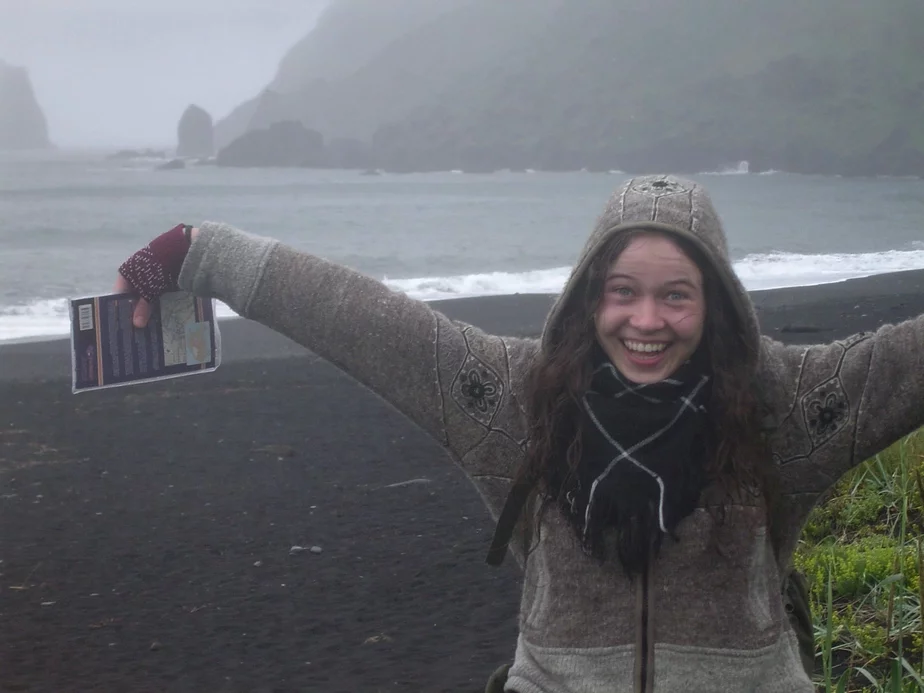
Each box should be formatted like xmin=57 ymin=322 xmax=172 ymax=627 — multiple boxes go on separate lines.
xmin=796 ymin=430 xmax=924 ymax=691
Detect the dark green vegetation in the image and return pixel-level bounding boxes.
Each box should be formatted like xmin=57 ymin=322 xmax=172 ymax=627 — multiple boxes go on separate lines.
xmin=796 ymin=430 xmax=924 ymax=691
xmin=217 ymin=0 xmax=924 ymax=175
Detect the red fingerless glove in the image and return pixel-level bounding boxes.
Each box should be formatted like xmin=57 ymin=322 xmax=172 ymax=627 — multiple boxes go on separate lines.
xmin=118 ymin=223 xmax=193 ymax=303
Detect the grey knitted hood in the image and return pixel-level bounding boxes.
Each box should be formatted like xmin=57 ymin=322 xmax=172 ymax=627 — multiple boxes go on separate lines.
xmin=541 ymin=174 xmax=760 ymax=368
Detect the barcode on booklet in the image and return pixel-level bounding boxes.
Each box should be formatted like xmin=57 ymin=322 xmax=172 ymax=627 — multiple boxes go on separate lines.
xmin=78 ymin=303 xmax=93 ymax=331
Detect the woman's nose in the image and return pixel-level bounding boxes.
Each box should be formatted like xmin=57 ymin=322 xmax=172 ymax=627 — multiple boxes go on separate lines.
xmin=629 ymin=297 xmax=666 ymax=331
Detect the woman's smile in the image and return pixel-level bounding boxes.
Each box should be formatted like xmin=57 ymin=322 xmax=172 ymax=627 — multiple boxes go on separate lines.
xmin=621 ymin=339 xmax=671 ymax=367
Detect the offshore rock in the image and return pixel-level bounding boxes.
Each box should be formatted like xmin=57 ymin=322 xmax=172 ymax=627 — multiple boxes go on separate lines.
xmin=176 ymin=104 xmax=214 ymax=158
xmin=0 ymin=59 xmax=51 ymax=150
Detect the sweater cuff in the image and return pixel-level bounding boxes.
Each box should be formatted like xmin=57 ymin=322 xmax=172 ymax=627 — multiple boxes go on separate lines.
xmin=177 ymin=221 xmax=278 ymax=316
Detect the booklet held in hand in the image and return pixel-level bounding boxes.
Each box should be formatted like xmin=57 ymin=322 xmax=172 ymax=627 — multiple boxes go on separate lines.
xmin=69 ymin=290 xmax=221 ymax=393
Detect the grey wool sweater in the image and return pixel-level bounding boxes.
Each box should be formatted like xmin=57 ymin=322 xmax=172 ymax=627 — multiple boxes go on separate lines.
xmin=177 ymin=175 xmax=924 ymax=692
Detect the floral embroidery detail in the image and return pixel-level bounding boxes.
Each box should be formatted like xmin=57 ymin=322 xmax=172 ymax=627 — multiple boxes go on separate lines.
xmin=808 ymin=394 xmax=847 ymax=438
xmin=631 ymin=177 xmax=692 ymax=197
xmin=801 ymin=379 xmax=850 ymax=446
xmin=451 ymin=354 xmax=504 ymax=426
xmin=460 ymin=369 xmax=498 ymax=413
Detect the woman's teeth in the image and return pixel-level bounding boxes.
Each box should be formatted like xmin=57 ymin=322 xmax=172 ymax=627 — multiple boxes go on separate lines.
xmin=623 ymin=340 xmax=668 ymax=354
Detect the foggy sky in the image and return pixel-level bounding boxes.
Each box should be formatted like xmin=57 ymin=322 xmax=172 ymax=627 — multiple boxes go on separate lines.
xmin=0 ymin=1 xmax=329 ymax=147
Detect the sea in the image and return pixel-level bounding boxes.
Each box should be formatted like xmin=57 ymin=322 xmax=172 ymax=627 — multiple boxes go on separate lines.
xmin=2 ymin=150 xmax=924 ymax=344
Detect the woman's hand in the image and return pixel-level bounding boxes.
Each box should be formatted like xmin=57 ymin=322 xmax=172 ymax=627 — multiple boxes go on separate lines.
xmin=114 ymin=224 xmax=198 ymax=328
xmin=112 ymin=272 xmax=153 ymax=328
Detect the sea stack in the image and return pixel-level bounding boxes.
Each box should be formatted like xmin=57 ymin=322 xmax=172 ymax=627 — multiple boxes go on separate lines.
xmin=0 ymin=59 xmax=51 ymax=150
xmin=176 ymin=104 xmax=214 ymax=158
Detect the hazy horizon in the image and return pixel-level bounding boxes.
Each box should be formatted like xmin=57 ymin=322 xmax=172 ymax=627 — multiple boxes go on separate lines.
xmin=0 ymin=1 xmax=330 ymax=148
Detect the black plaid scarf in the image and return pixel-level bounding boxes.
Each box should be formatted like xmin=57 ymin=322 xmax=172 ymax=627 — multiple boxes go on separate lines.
xmin=551 ymin=348 xmax=712 ymax=576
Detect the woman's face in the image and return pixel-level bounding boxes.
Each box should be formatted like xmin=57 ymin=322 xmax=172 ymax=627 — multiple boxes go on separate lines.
xmin=594 ymin=233 xmax=706 ymax=384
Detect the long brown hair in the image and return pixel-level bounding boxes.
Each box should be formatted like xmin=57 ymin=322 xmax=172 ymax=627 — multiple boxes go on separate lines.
xmin=518 ymin=229 xmax=775 ymax=553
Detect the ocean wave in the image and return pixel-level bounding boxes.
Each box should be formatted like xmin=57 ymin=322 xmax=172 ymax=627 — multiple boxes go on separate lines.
xmin=699 ymin=161 xmax=750 ymax=176
xmin=696 ymin=163 xmax=783 ymax=176
xmin=4 ymin=248 xmax=924 ymax=343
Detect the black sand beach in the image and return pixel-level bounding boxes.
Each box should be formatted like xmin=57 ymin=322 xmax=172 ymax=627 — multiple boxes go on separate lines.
xmin=4 ymin=270 xmax=924 ymax=693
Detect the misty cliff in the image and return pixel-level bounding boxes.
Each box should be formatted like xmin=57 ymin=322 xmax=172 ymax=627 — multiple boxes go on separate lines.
xmin=214 ymin=0 xmax=468 ymax=148
xmin=214 ymin=0 xmax=562 ymax=149
xmin=0 ymin=60 xmax=51 ymax=150
xmin=219 ymin=0 xmax=924 ymax=176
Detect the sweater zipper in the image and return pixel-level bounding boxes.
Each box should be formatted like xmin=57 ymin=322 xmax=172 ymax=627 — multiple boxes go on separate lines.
xmin=641 ymin=559 xmax=650 ymax=692
xmin=636 ymin=557 xmax=653 ymax=693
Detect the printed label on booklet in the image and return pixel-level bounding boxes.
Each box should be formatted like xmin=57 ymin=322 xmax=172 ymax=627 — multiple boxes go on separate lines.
xmin=69 ymin=290 xmax=221 ymax=393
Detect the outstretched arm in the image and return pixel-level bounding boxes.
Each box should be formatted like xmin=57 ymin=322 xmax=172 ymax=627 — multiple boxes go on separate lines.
xmin=168 ymin=222 xmax=534 ymax=470
xmin=762 ymin=315 xmax=924 ymax=496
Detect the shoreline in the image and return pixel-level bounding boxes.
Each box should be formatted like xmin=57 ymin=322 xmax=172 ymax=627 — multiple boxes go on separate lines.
xmin=5 ymin=149 xmax=924 ymax=179
xmin=4 ymin=267 xmax=924 ymax=382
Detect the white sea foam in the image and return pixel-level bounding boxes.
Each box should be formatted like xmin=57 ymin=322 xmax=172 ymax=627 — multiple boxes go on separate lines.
xmin=700 ymin=160 xmax=750 ymax=175
xmin=4 ymin=249 xmax=924 ymax=344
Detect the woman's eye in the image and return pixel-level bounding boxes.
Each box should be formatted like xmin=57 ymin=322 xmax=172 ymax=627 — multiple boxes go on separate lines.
xmin=610 ymin=286 xmax=633 ymax=297
xmin=666 ymin=291 xmax=688 ymax=301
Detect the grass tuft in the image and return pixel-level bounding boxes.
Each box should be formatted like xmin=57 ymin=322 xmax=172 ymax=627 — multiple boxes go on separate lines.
xmin=796 ymin=431 xmax=924 ymax=691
